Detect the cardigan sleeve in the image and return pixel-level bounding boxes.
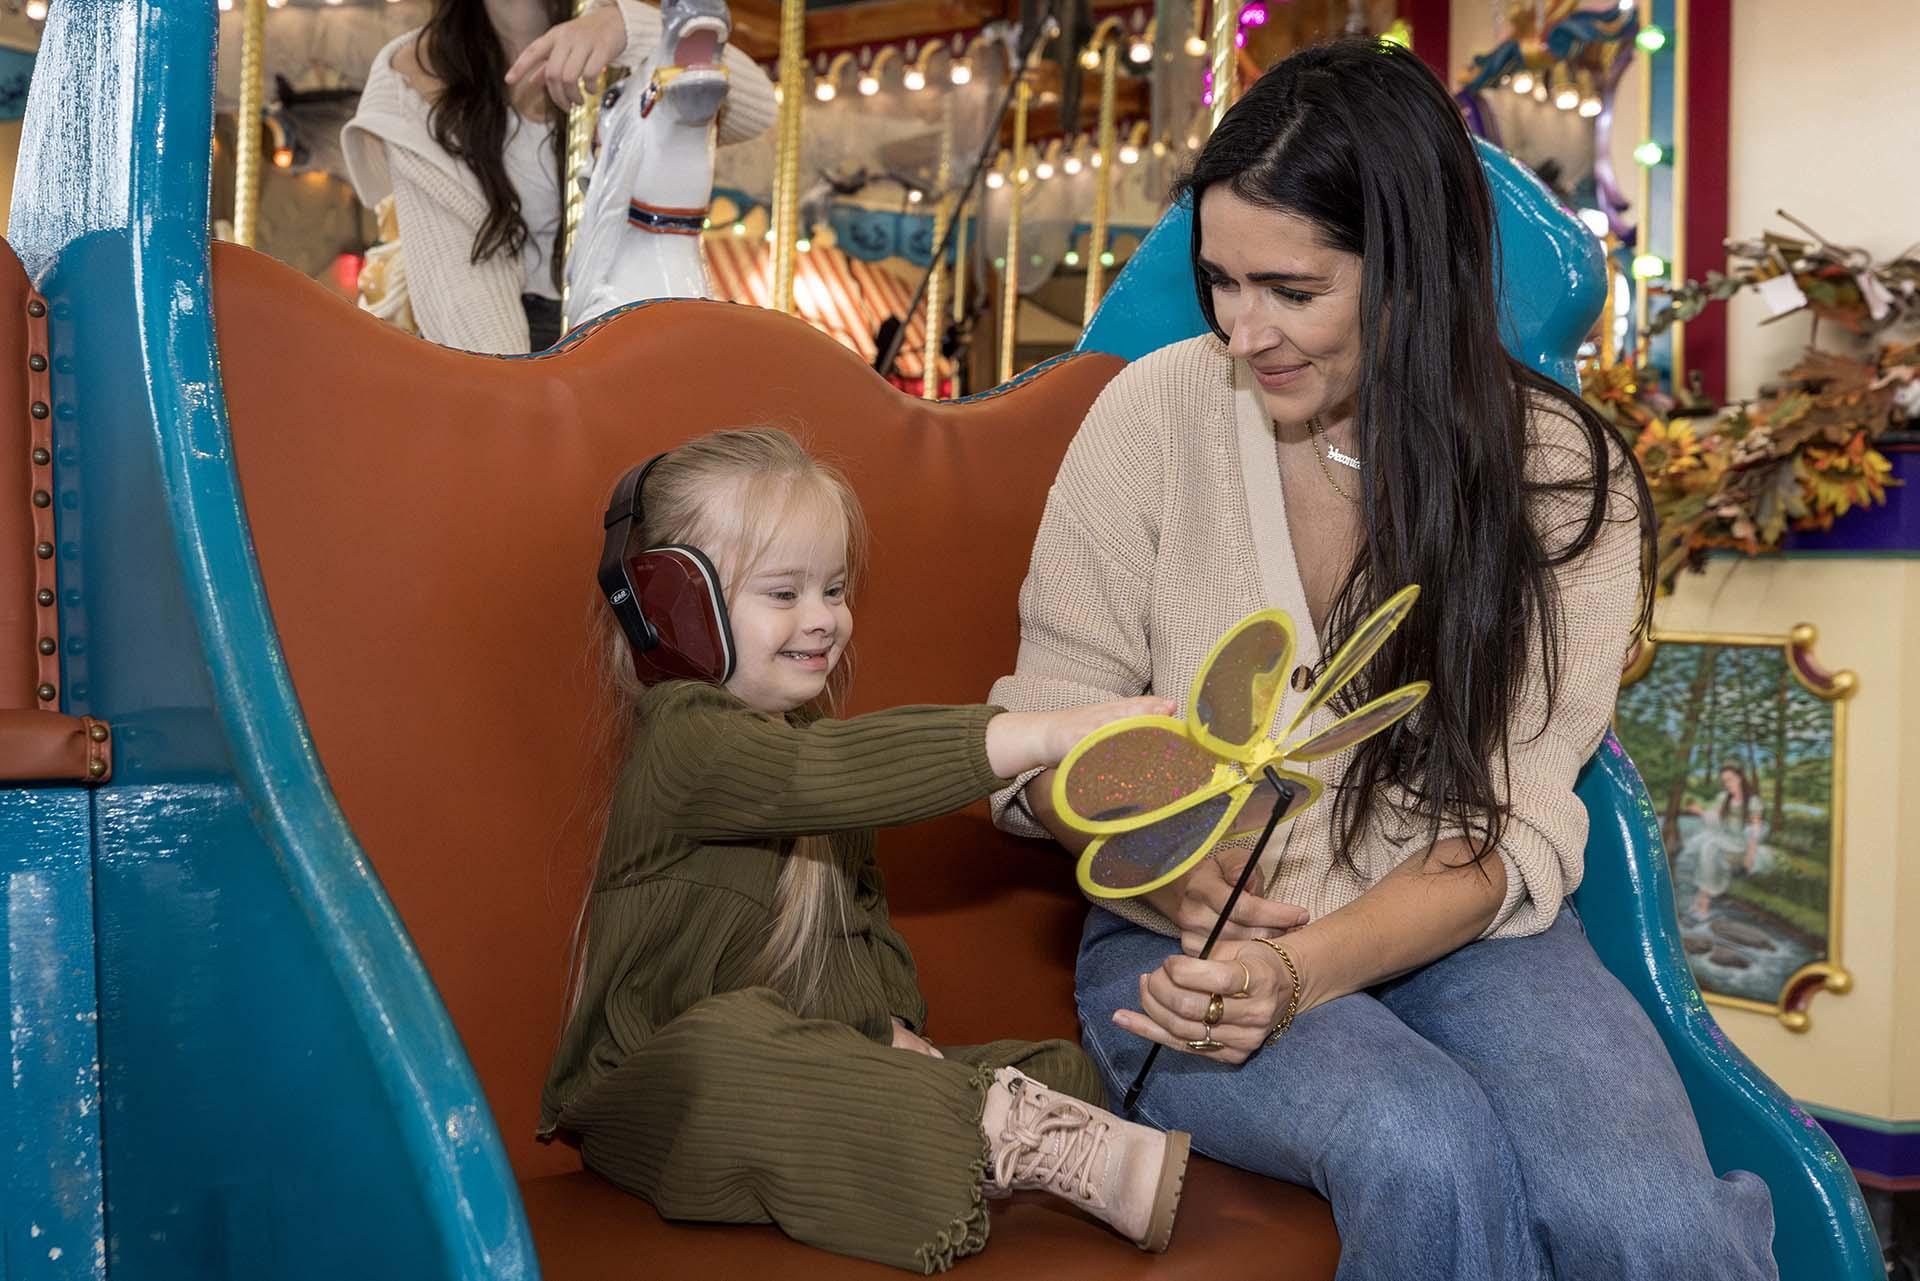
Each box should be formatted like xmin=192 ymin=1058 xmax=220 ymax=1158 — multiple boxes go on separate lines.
xmin=385 ymin=141 xmax=534 ymax=354
xmin=985 ymin=367 xmax=1164 ymax=839
xmin=596 ymin=0 xmax=779 ymax=147
xmin=1474 ymin=408 xmax=1648 ymax=938
xmin=638 ymin=683 xmax=1007 ymax=841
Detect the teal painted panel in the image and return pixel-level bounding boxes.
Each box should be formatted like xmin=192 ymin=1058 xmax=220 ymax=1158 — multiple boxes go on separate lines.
xmin=1 ymin=789 xmax=105 ymax=1281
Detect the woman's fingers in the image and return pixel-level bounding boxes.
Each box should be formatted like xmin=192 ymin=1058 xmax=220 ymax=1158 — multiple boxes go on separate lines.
xmin=505 ymin=31 xmax=554 ymax=86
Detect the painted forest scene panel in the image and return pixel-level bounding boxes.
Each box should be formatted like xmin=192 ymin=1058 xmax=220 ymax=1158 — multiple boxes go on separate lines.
xmin=1614 ymin=639 xmax=1835 ymax=1006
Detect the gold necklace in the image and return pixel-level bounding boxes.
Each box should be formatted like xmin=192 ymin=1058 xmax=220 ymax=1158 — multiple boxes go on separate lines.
xmin=1308 ymin=416 xmax=1362 ymax=503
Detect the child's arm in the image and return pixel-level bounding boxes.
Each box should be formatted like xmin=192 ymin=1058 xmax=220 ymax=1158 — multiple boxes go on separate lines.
xmin=642 ymin=683 xmax=1167 ymax=841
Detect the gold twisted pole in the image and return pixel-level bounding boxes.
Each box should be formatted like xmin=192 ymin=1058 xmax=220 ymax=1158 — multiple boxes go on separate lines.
xmin=559 ymin=0 xmax=602 ymax=328
xmin=922 ymin=99 xmax=954 ymax=400
xmin=1083 ymin=40 xmax=1119 ymax=320
xmin=232 ymin=0 xmax=267 ymax=247
xmin=998 ymin=75 xmax=1031 ymax=384
xmin=769 ymin=0 xmax=807 ymax=313
xmin=950 ymin=194 xmax=969 ymax=326
xmin=1208 ymin=0 xmax=1237 ymax=131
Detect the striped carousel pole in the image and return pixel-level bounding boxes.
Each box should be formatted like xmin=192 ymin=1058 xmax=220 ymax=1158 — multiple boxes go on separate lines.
xmin=232 ymin=0 xmax=267 ymax=247
xmin=1083 ymin=37 xmax=1120 ymax=319
xmin=1209 ymin=0 xmax=1237 ymax=130
xmin=769 ymin=0 xmax=807 ymax=314
xmin=922 ymin=99 xmax=954 ymax=400
xmin=559 ymin=0 xmax=603 ymax=328
xmin=997 ymin=73 xmax=1031 ymax=384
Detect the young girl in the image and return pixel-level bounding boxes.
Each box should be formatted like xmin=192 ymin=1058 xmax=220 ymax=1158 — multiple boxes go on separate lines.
xmin=539 ymin=428 xmax=1192 ymax=1272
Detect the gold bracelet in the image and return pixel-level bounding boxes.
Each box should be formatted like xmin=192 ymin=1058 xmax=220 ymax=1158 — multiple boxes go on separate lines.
xmin=1254 ymin=937 xmax=1301 ymax=1045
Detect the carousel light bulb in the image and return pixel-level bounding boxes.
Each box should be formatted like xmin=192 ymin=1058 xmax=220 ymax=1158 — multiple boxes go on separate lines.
xmin=903 ymin=68 xmax=925 ymax=91
xmin=797 ymin=238 xmax=812 ymax=253
xmin=950 ymin=60 xmax=972 ymax=85
xmin=994 ymin=256 xmax=1006 ymax=269
xmin=1633 ymin=139 xmax=1667 ymax=166
xmin=1631 ymin=253 xmax=1668 ymax=280
xmin=1554 ymin=83 xmax=1580 ymax=111
xmin=732 ymin=222 xmax=747 ymax=235
xmin=1099 ymin=251 xmax=1115 ymax=267
xmin=324 ymin=0 xmax=344 ymax=6
xmin=1128 ymin=37 xmax=1152 ymax=64
xmin=1185 ymin=34 xmax=1207 ymax=56
xmin=1080 ymin=47 xmax=1101 ymax=70
xmin=1578 ymin=94 xmax=1603 ymax=118
xmin=1064 ymin=250 xmax=1081 ymax=266
xmin=272 ymin=146 xmax=294 ymax=169
xmin=1511 ymin=71 xmax=1534 ymax=94
xmin=1090 ymin=152 xmax=1103 ymax=168
xmin=815 ymin=81 xmax=836 ymax=102
xmin=23 ymin=0 xmax=45 ymax=15
xmin=1532 ymin=82 xmax=1549 ymax=102
xmin=1119 ymin=143 xmax=1140 ymax=165
xmin=764 ymin=229 xmax=775 ymax=242
xmin=985 ymin=170 xmax=1006 ymax=189
xmin=266 ymin=0 xmax=288 ymax=8
xmin=907 ymin=188 xmax=924 ymax=203
xmin=1035 ymin=161 xmax=1055 ymax=180
xmin=858 ymin=73 xmax=879 ymax=96
xmin=1636 ymin=25 xmax=1668 ymax=53
xmin=218 ymin=0 xmax=233 ymax=9
xmin=1016 ymin=167 xmax=1031 ymax=183
xmin=1063 ymin=155 xmax=1083 ymax=175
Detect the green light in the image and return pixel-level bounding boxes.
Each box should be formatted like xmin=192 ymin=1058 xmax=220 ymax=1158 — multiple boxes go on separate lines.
xmin=1099 ymin=251 xmax=1116 ymax=267
xmin=1635 ymin=25 xmax=1667 ymax=53
xmin=1632 ymin=139 xmax=1667 ymax=167
xmin=1030 ymin=253 xmax=1045 ymax=267
xmin=1063 ymin=250 xmax=1082 ymax=267
xmin=1631 ymin=254 xmax=1668 ymax=280
xmin=993 ymin=256 xmax=1006 ymax=269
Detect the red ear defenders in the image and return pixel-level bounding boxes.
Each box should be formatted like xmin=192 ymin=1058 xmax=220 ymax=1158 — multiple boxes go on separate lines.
xmin=598 ymin=455 xmax=736 ymax=684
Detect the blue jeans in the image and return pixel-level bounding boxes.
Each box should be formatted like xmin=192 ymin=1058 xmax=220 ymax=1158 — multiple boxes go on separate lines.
xmin=1077 ymin=906 xmax=1777 ymax=1280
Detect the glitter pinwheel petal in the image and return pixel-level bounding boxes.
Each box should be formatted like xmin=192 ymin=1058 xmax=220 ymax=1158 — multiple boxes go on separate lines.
xmin=1278 ymin=681 xmax=1431 ymax=761
xmin=1221 ymin=766 xmax=1322 ymax=839
xmin=1279 ymin=585 xmax=1421 ymax=741
xmin=1188 ymin=609 xmax=1295 ymax=761
xmin=1077 ymin=788 xmax=1251 ymax=898
xmin=1054 ymin=716 xmax=1229 ymax=834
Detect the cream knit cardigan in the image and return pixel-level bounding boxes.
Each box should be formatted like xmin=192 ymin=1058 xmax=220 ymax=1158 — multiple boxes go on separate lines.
xmin=988 ymin=336 xmax=1645 ymax=941
xmin=341 ymin=0 xmax=777 ymax=355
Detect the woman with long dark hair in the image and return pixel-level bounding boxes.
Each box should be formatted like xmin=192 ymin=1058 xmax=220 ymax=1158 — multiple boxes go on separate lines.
xmin=989 ymin=37 xmax=1777 ymax=1279
xmin=1683 ymin=761 xmax=1766 ymax=922
xmin=343 ymin=0 xmax=773 ymax=353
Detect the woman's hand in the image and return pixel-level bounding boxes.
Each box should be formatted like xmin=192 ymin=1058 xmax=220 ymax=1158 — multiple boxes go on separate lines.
xmin=505 ymin=5 xmax=627 ymax=111
xmin=1112 ymin=939 xmax=1294 ymax=1066
xmin=984 ymin=696 xmax=1174 ymax=779
xmin=890 ymin=1017 xmax=943 ymax=1059
xmin=1143 ymin=849 xmax=1308 ymax=955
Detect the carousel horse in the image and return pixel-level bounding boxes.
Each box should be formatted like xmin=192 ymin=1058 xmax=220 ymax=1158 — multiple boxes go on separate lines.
xmin=565 ymin=0 xmax=732 ymax=322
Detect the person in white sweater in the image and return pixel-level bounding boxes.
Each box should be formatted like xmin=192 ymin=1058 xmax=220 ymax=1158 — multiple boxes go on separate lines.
xmin=989 ymin=38 xmax=1779 ymax=1281
xmin=342 ymin=0 xmax=774 ymax=354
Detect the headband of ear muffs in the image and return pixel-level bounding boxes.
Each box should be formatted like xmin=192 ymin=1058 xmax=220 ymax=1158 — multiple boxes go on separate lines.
xmin=598 ymin=454 xmax=737 ymax=684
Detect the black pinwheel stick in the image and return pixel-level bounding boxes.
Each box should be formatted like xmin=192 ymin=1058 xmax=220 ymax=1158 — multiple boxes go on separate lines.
xmin=1122 ymin=767 xmax=1300 ymax=1114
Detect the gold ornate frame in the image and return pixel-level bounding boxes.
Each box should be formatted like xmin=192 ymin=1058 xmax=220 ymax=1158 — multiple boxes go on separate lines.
xmin=1620 ymin=624 xmax=1855 ymax=1031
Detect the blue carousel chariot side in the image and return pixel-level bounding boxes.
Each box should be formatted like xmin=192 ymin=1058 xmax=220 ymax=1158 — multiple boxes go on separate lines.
xmin=0 ymin=2 xmax=1879 ymax=1278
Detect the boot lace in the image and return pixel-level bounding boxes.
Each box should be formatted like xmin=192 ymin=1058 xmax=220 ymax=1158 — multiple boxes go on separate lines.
xmin=990 ymin=1081 xmax=1111 ymax=1205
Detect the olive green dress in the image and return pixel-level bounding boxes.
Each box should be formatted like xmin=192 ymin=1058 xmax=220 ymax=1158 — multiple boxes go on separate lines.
xmin=539 ymin=681 xmax=1102 ymax=1274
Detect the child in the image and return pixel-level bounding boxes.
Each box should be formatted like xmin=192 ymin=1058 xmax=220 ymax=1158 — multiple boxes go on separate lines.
xmin=539 ymin=428 xmax=1192 ymax=1273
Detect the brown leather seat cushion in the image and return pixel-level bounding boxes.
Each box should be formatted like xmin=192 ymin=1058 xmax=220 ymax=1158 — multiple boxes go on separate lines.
xmin=211 ymin=244 xmax=1338 ymax=1276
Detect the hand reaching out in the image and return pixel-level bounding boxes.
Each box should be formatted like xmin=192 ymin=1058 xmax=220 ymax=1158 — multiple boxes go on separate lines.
xmin=985 ymin=696 xmax=1175 ymax=779
xmin=504 ymin=5 xmax=627 ymax=111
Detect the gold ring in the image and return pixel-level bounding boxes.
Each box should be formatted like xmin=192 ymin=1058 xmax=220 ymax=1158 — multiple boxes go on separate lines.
xmin=1230 ymin=961 xmax=1252 ymax=999
xmin=1204 ymin=993 xmax=1226 ymax=1024
xmin=1185 ymin=1036 xmax=1225 ymax=1052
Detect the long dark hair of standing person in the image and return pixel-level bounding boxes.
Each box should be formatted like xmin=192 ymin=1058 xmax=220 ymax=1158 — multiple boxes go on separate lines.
xmin=1174 ymin=37 xmax=1656 ymax=871
xmin=417 ymin=0 xmax=570 ymax=289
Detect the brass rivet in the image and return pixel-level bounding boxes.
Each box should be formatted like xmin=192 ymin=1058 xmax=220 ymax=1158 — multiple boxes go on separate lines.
xmin=33 ymin=490 xmax=50 ymax=508
xmin=36 ymin=541 xmax=54 ymax=559
xmin=29 ymin=354 xmax=47 ymax=372
xmin=27 ymin=299 xmax=46 ymax=318
xmin=38 ymin=589 xmax=54 ymax=606
xmin=36 ymin=682 xmax=56 ymax=702
xmin=1290 ymin=664 xmax=1312 ymax=692
xmin=38 ymin=637 xmax=56 ymax=655
xmin=88 ymin=759 xmax=106 ymax=778
xmin=31 ymin=402 xmax=49 ymax=419
xmin=89 ymin=723 xmax=109 ymax=743
xmin=32 ymin=447 xmax=50 ymax=465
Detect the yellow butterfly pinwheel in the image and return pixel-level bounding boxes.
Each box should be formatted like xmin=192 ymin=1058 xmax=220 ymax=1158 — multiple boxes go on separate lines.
xmin=1054 ymin=585 xmax=1431 ymax=899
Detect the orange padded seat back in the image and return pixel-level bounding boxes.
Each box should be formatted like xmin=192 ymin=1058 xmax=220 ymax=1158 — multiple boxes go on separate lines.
xmin=211 ymin=244 xmax=1125 ymax=1178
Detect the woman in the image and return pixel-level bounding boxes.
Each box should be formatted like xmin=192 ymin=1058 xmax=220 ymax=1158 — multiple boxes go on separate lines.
xmin=342 ymin=0 xmax=774 ymax=353
xmin=988 ymin=37 xmax=1777 ymax=1281
xmin=1683 ymin=762 xmax=1766 ymax=922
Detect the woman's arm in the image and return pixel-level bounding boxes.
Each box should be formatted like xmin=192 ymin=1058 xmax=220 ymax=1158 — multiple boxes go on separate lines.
xmin=385 ymin=144 xmax=533 ymax=354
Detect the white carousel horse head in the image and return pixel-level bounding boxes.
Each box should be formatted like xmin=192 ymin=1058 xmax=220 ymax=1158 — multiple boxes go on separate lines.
xmin=565 ymin=0 xmax=732 ymax=323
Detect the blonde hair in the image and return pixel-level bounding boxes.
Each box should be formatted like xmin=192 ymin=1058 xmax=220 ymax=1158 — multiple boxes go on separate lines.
xmin=580 ymin=427 xmax=870 ymax=1012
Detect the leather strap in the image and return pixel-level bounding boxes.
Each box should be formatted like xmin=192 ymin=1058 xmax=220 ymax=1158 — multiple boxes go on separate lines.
xmin=0 ymin=708 xmax=111 ymax=783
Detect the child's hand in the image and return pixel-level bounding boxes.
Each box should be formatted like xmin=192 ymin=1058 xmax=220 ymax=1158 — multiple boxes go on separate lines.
xmin=505 ymin=5 xmax=627 ymax=110
xmin=890 ymin=1017 xmax=943 ymax=1058
xmin=986 ymin=696 xmax=1175 ymax=779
